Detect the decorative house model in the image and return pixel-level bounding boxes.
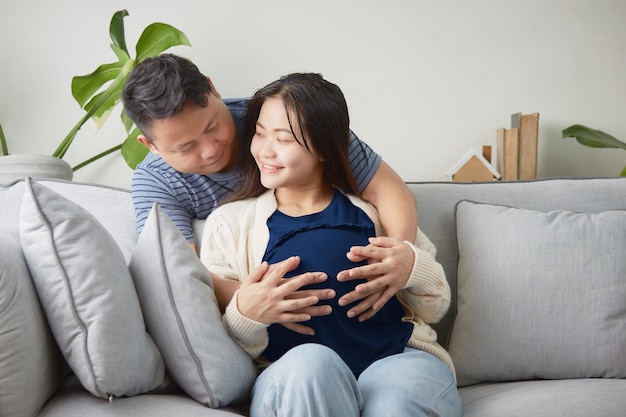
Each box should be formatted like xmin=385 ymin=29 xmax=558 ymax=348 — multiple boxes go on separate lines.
xmin=446 ymin=147 xmax=501 ymax=182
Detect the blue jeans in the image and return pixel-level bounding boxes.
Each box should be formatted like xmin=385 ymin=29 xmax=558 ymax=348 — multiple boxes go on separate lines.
xmin=250 ymin=343 xmax=461 ymax=417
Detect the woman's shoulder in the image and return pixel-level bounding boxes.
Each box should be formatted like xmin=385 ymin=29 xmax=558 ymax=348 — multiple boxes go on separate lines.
xmin=344 ymin=193 xmax=383 ymax=234
xmin=210 ymin=190 xmax=276 ymax=221
xmin=213 ymin=198 xmax=253 ymax=213
xmin=345 ymin=194 xmax=376 ymax=216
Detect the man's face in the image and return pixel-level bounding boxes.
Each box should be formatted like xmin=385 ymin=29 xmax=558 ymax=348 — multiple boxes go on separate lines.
xmin=139 ymin=93 xmax=238 ymax=175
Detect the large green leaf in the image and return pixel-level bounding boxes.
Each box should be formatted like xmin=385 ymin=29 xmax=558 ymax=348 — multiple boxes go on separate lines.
xmin=121 ymin=110 xmax=134 ymax=133
xmin=71 ymin=61 xmax=124 ymax=108
xmin=135 ymin=23 xmax=191 ymax=62
xmin=55 ymin=62 xmax=133 ymax=158
xmin=109 ymin=9 xmax=129 ymax=56
xmin=87 ymin=96 xmax=118 ymax=128
xmin=562 ymin=124 xmax=626 ymax=150
xmin=83 ymin=85 xmax=122 ymax=127
xmin=120 ymin=127 xmax=149 ymax=168
xmin=111 ymin=42 xmax=130 ymax=62
xmin=81 ymin=59 xmax=134 ymax=128
xmin=57 ymin=10 xmax=191 ymax=169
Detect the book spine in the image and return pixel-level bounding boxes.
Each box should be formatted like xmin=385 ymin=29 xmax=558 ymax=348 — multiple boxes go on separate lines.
xmin=496 ymin=127 xmax=519 ymax=181
xmin=511 ymin=113 xmax=539 ymax=180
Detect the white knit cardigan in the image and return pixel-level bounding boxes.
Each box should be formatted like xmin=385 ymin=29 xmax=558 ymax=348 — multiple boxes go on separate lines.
xmin=200 ymin=190 xmax=455 ymax=376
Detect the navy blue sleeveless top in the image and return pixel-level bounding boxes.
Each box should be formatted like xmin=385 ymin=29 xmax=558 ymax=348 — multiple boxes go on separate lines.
xmin=261 ymin=189 xmax=412 ymax=376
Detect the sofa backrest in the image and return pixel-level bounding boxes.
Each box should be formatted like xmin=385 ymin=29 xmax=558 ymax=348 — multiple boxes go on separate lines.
xmin=0 ymin=178 xmax=138 ymax=261
xmin=407 ymin=177 xmax=626 ymax=347
xmin=13 ymin=178 xmax=623 ymax=352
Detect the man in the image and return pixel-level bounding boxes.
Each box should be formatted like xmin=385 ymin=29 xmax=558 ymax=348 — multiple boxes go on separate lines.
xmin=123 ymin=54 xmax=418 ymax=322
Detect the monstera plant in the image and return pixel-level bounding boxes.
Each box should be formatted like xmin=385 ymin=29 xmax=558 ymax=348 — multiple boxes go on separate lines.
xmin=562 ymin=124 xmax=626 ymax=176
xmin=0 ymin=9 xmax=191 ymax=171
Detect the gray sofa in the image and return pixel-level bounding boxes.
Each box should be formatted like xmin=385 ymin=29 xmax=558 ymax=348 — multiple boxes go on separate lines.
xmin=1 ymin=176 xmax=625 ymax=417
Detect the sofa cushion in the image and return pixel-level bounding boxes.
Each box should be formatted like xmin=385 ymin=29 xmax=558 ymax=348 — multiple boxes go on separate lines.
xmin=38 ymin=377 xmax=250 ymax=417
xmin=449 ymin=200 xmax=626 ymax=386
xmin=1 ymin=179 xmax=137 ymax=261
xmin=406 ymin=178 xmax=626 ymax=348
xmin=0 ymin=234 xmax=65 ymax=417
xmin=459 ymin=379 xmax=626 ymax=417
xmin=19 ymin=179 xmax=166 ymax=399
xmin=129 ymin=203 xmax=256 ymax=408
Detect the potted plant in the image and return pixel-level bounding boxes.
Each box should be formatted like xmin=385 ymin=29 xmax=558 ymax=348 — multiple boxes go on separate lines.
xmin=0 ymin=9 xmax=190 ymax=183
xmin=562 ymin=124 xmax=626 ymax=176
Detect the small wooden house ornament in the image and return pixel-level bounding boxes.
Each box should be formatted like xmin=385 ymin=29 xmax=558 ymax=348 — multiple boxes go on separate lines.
xmin=446 ymin=146 xmax=501 ymax=182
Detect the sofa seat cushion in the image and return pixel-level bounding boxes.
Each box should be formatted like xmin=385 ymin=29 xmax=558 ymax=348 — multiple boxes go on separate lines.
xmin=38 ymin=377 xmax=249 ymax=417
xmin=459 ymin=379 xmax=626 ymax=417
xmin=449 ymin=201 xmax=626 ymax=386
xmin=19 ymin=179 xmax=167 ymax=399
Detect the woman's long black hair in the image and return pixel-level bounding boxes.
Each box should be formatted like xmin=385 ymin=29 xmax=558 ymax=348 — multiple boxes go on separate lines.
xmin=229 ymin=72 xmax=360 ymax=202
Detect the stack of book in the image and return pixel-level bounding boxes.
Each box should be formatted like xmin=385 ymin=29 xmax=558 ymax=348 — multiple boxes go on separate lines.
xmin=496 ymin=113 xmax=539 ymax=181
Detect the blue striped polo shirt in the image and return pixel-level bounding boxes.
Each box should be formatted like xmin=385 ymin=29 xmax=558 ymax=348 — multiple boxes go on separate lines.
xmin=131 ymin=98 xmax=381 ymax=242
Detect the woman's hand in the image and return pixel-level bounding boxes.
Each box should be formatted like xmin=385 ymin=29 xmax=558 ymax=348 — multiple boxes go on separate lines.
xmin=336 ymin=236 xmax=414 ymax=321
xmin=237 ymin=256 xmax=333 ymax=327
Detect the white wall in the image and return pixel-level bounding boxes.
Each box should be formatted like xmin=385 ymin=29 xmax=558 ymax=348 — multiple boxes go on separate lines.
xmin=1 ymin=0 xmax=625 ymax=189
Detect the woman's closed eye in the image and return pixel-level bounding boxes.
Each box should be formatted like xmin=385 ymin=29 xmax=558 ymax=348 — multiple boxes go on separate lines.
xmin=276 ymin=136 xmax=296 ymax=143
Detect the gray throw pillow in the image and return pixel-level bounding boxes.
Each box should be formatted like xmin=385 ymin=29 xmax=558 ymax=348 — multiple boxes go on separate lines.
xmin=19 ymin=179 xmax=166 ymax=400
xmin=129 ymin=203 xmax=256 ymax=408
xmin=449 ymin=200 xmax=626 ymax=386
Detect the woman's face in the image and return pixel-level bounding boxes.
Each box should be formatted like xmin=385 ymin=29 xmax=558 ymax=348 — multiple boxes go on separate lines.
xmin=250 ymin=97 xmax=324 ymax=191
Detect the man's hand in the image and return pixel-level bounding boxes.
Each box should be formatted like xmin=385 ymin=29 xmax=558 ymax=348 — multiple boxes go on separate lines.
xmin=237 ymin=256 xmax=334 ymax=328
xmin=279 ymin=286 xmax=335 ymax=336
xmin=336 ymin=237 xmax=414 ymax=321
